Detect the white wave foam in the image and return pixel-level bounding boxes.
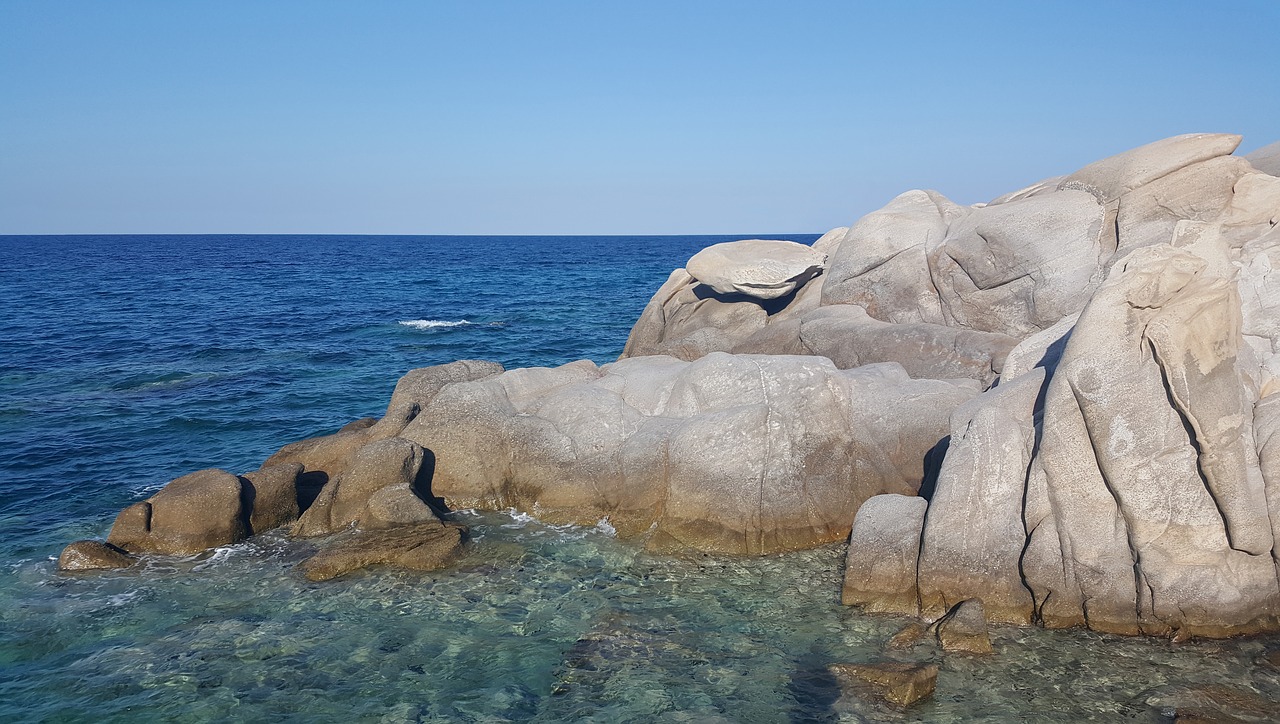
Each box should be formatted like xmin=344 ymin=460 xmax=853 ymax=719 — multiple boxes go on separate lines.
xmin=399 ymin=319 xmax=472 ymax=330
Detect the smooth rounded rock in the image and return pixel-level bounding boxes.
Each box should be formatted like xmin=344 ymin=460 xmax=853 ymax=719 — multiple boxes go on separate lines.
xmin=58 ymin=540 xmax=135 ymax=571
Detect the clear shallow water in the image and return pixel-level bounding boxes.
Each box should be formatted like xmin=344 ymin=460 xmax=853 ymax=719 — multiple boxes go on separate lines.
xmin=1 ymin=235 xmax=1277 ymax=722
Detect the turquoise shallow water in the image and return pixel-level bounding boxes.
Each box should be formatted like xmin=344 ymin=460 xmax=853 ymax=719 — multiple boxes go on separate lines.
xmin=1 ymin=235 xmax=1278 ymax=722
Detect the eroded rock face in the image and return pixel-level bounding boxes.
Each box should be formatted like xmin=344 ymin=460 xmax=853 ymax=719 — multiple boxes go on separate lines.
xmin=845 ymin=244 xmax=1280 ymax=638
xmin=402 ymin=353 xmax=973 ymax=554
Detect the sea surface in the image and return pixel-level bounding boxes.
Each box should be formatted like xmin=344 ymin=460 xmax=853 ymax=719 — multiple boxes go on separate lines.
xmin=1 ymin=234 xmax=1277 ymax=723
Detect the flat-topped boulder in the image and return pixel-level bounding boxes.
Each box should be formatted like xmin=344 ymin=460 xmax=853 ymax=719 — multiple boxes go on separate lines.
xmin=685 ymin=238 xmax=826 ymax=300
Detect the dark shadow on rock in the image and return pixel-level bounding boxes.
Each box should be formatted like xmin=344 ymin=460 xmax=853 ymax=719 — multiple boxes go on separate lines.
xmin=237 ymin=475 xmax=257 ymax=531
xmin=413 ymin=447 xmax=451 ymax=516
xmin=918 ymin=435 xmax=950 ymax=502
xmin=690 ymin=282 xmax=804 ymax=316
xmin=296 ymin=471 xmax=328 ymax=514
xmin=786 ymin=647 xmax=840 ymax=723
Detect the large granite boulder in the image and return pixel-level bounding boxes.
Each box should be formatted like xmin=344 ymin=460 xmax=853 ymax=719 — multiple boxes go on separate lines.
xmin=105 ymin=468 xmax=248 ymax=555
xmin=844 ymin=245 xmax=1280 ymax=638
xmin=685 ymin=239 xmax=826 ymax=300
xmin=1057 ymin=132 xmax=1242 ymax=202
xmin=240 ymin=463 xmax=303 ymax=535
xmin=820 ymin=189 xmax=960 ymax=324
xmin=841 ymin=494 xmax=926 ymax=614
xmin=402 ymin=353 xmax=974 ymax=554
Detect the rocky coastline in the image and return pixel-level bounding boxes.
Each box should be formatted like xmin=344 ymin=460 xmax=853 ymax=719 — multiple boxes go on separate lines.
xmin=63 ymin=134 xmax=1280 ymax=644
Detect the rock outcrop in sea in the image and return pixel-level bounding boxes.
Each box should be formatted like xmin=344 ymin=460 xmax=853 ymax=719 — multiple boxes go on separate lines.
xmin=63 ymin=133 xmax=1280 ymax=639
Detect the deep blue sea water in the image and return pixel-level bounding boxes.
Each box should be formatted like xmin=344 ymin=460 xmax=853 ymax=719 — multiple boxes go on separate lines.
xmin=1 ymin=235 xmax=1277 ymax=722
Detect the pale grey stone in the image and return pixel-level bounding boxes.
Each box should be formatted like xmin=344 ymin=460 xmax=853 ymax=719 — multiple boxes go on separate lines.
xmin=841 ymin=494 xmax=927 ymax=615
xmin=685 ymin=239 xmax=826 ymax=300
xmin=1058 ymin=132 xmax=1242 ymax=202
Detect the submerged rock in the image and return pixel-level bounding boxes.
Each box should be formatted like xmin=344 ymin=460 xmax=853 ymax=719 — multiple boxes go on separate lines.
xmin=57 ymin=540 xmax=135 ymax=571
xmin=297 ymin=520 xmax=465 ymax=581
xmin=828 ymin=661 xmax=938 ymax=708
xmin=931 ymin=599 xmax=993 ymax=655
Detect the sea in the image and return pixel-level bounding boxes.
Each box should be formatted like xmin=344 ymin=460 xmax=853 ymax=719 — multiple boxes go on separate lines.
xmin=1 ymin=234 xmax=1276 ymax=722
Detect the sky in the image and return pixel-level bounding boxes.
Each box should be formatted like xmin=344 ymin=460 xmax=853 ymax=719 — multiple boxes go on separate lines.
xmin=2 ymin=1 xmax=1278 ymax=235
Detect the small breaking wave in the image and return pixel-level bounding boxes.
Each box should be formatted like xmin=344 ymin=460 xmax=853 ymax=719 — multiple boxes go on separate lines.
xmin=399 ymin=319 xmax=473 ymax=330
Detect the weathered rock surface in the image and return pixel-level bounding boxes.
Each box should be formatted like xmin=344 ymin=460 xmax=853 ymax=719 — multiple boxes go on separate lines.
xmin=58 ymin=540 xmax=135 ymax=571
xmin=828 ymin=661 xmax=938 ymax=708
xmin=1059 ymin=133 xmax=1242 ymax=201
xmin=831 ymin=133 xmax=1280 ymax=638
xmin=297 ymin=520 xmax=465 ymax=581
xmin=916 ymin=370 xmax=1044 ymax=624
xmin=402 ymin=353 xmax=973 ymax=554
xmin=685 ymin=239 xmax=826 ymax=300
xmin=106 ymin=468 xmax=247 ymax=555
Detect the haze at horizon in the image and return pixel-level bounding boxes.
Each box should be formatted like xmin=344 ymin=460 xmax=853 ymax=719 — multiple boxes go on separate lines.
xmin=2 ymin=1 xmax=1277 ymax=235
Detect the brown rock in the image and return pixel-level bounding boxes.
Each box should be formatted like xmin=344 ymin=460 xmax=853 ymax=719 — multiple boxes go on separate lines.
xmin=829 ymin=661 xmax=938 ymax=708
xmin=106 ymin=469 xmax=247 ymax=555
xmin=57 ymin=540 xmax=135 ymax=571
xmin=104 ymin=501 xmax=151 ymax=551
xmin=240 ymin=463 xmax=302 ymax=534
xmin=932 ymin=599 xmax=993 ymax=655
xmin=887 ymin=622 xmax=929 ymax=650
xmin=293 ymin=437 xmax=428 ymax=537
xmin=297 ymin=521 xmax=465 ymax=581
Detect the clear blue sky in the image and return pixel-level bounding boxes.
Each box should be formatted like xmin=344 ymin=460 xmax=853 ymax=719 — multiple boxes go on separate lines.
xmin=2 ymin=1 xmax=1278 ymax=235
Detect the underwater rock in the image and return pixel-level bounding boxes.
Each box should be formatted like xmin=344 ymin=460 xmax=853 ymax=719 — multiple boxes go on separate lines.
xmin=931 ymin=599 xmax=993 ymax=655
xmin=297 ymin=520 xmax=465 ymax=581
xmin=886 ymin=622 xmax=929 ymax=651
xmin=1143 ymin=683 xmax=1278 ymax=723
xmin=57 ymin=540 xmax=135 ymax=571
xmin=828 ymin=661 xmax=938 ymax=708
